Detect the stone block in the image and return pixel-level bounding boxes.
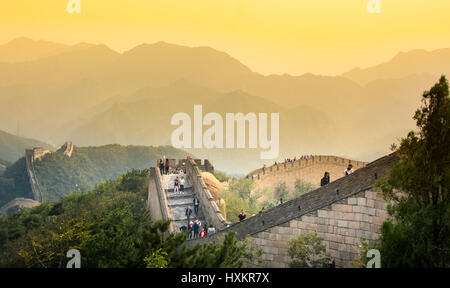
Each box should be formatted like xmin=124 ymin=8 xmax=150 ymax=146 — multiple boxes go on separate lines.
xmin=318 ymin=210 xmax=328 ymax=218
xmin=357 ymin=198 xmax=367 ymax=206
xmin=262 ymin=253 xmax=274 ymax=261
xmin=352 ymin=206 xmax=361 ymax=213
xmin=329 ymin=241 xmax=339 ymax=250
xmin=376 ymin=209 xmax=388 ymax=218
xmin=338 ymin=220 xmax=348 ymax=228
xmin=347 ymin=198 xmax=357 ymax=205
xmin=348 ymin=221 xmax=360 ymax=229
xmin=333 ymin=204 xmax=353 ymax=212
xmin=317 ymin=224 xmax=328 ymax=233
xmin=345 ymin=236 xmax=356 ymax=245
xmin=343 ymin=212 xmax=356 ymax=221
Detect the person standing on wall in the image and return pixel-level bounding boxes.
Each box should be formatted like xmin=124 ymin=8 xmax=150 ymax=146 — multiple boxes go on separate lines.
xmin=174 ymin=177 xmax=180 ymax=193
xmin=321 ymin=172 xmax=330 ymax=186
xmin=238 ymin=210 xmax=247 ymax=222
xmin=193 ymin=218 xmax=200 ymax=238
xmin=207 ymin=224 xmax=215 ymax=236
xmin=185 ymin=205 xmax=193 ymax=231
xmin=345 ymin=164 xmax=354 ymax=176
xmin=180 ymin=176 xmax=185 ymax=192
xmin=193 ymin=197 xmax=200 ymax=215
xmin=165 ymin=159 xmax=170 ymax=175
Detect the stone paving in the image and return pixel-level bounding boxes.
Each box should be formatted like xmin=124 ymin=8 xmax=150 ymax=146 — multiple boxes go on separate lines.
xmin=162 ymin=174 xmax=207 ymax=232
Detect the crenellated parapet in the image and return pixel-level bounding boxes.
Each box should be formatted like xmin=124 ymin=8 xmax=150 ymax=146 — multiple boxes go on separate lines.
xmin=157 ymin=158 xmax=215 ymax=173
xmin=247 ymin=155 xmax=368 ymax=191
xmin=185 ymin=157 xmax=228 ymax=230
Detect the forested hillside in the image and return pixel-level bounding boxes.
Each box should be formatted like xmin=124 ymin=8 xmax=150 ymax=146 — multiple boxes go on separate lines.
xmin=0 ymin=144 xmax=190 ymax=207
xmin=0 ymin=158 xmax=33 ymax=207
xmin=0 ymin=169 xmax=258 ymax=268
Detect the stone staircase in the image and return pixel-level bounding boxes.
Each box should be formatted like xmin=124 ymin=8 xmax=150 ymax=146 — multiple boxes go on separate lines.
xmin=162 ymin=174 xmax=207 ymax=232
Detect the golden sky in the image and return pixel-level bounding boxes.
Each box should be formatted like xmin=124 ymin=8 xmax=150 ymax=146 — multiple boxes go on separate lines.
xmin=1 ymin=0 xmax=450 ymax=75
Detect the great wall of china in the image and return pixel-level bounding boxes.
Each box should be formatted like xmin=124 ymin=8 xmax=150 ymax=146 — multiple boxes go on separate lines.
xmin=17 ymin=143 xmax=396 ymax=268
xmin=24 ymin=141 xmax=73 ymax=202
xmin=247 ymin=156 xmax=368 ymax=191
xmin=149 ymin=153 xmax=398 ymax=268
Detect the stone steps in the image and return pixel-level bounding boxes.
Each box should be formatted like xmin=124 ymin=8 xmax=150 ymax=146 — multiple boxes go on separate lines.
xmin=162 ymin=174 xmax=207 ymax=232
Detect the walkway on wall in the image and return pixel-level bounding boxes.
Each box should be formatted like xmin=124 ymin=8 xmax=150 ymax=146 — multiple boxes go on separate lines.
xmin=162 ymin=173 xmax=206 ymax=232
xmin=186 ymin=153 xmax=398 ymax=247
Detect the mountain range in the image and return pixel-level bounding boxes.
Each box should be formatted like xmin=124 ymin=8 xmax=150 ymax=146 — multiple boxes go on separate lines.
xmin=0 ymin=37 xmax=448 ymax=173
xmin=0 ymin=129 xmax=53 ymax=162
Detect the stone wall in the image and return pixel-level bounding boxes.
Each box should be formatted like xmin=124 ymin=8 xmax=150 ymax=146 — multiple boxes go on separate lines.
xmin=247 ymin=189 xmax=388 ymax=268
xmin=185 ymin=154 xmax=398 ymax=268
xmin=165 ymin=158 xmax=214 ymax=173
xmin=248 ymin=156 xmax=367 ymax=192
xmin=25 ymin=148 xmax=43 ymax=202
xmin=147 ymin=167 xmax=174 ymax=232
xmin=185 ymin=157 xmax=229 ymax=230
xmin=63 ymin=141 xmax=74 ymax=158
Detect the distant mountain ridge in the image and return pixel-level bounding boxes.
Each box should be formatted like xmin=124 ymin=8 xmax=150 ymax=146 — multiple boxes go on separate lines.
xmin=342 ymin=48 xmax=450 ymax=85
xmin=0 ymin=37 xmax=96 ymax=63
xmin=0 ymin=129 xmax=53 ymax=162
xmin=0 ymin=37 xmax=448 ymax=172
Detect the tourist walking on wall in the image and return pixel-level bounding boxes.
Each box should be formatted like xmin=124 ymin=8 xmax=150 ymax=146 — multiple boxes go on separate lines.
xmin=207 ymin=224 xmax=215 ymax=235
xmin=193 ymin=218 xmax=200 ymax=238
xmin=185 ymin=205 xmax=192 ymax=228
xmin=159 ymin=158 xmax=164 ymax=174
xmin=180 ymin=176 xmax=185 ymax=192
xmin=238 ymin=210 xmax=247 ymax=222
xmin=321 ymin=172 xmax=330 ymax=186
xmin=345 ymin=164 xmax=354 ymax=176
xmin=193 ymin=197 xmax=200 ymax=215
xmin=188 ymin=221 xmax=194 ymax=239
xmin=174 ymin=177 xmax=180 ymax=193
xmin=165 ymin=159 xmax=170 ymax=175
xmin=277 ymin=198 xmax=284 ymax=206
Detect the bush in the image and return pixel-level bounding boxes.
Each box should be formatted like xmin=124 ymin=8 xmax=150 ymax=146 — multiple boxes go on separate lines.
xmin=288 ymin=232 xmax=331 ymax=268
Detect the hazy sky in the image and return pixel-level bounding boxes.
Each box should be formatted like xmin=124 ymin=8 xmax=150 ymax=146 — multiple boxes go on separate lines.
xmin=1 ymin=0 xmax=450 ymax=75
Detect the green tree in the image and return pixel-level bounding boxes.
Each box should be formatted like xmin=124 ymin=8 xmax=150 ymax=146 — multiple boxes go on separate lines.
xmin=172 ymin=232 xmax=262 ymax=268
xmin=293 ymin=179 xmax=315 ymax=198
xmin=228 ymin=178 xmax=254 ymax=201
xmin=144 ymin=248 xmax=169 ymax=268
xmin=288 ymin=232 xmax=331 ymax=268
xmin=376 ymin=75 xmax=450 ymax=267
xmin=18 ymin=216 xmax=92 ymax=268
xmin=275 ymin=182 xmax=289 ymax=200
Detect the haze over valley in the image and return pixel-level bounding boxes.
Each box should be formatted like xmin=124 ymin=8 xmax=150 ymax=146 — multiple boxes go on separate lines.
xmin=0 ymin=37 xmax=448 ymax=173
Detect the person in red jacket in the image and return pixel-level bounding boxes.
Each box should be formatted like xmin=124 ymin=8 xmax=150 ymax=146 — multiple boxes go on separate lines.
xmin=199 ymin=227 xmax=208 ymax=238
xmin=165 ymin=159 xmax=170 ymax=174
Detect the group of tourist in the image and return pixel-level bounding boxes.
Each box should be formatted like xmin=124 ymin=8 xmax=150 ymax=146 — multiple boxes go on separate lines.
xmin=173 ymin=176 xmax=185 ymax=193
xmin=158 ymin=157 xmax=171 ymax=175
xmin=182 ymin=199 xmax=216 ymax=239
xmin=320 ymin=164 xmax=354 ymax=187
xmin=185 ymin=219 xmax=216 ymax=239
